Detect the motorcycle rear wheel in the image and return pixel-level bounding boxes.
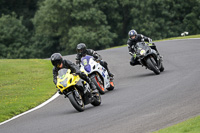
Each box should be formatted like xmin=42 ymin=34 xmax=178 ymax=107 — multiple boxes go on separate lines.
xmin=146 ymin=57 xmax=160 ymax=75
xmin=68 ymin=90 xmax=85 ymax=112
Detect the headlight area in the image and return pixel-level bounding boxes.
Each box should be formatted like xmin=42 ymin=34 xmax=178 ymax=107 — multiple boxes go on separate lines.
xmin=140 ymin=49 xmax=146 ymax=55
xmin=60 ymin=78 xmax=68 ymax=87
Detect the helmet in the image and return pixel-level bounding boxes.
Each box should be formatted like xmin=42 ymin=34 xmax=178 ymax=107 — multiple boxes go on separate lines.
xmin=76 ymin=43 xmax=87 ymax=56
xmin=128 ymin=29 xmax=137 ymax=38
xmin=50 ymin=53 xmax=63 ymax=68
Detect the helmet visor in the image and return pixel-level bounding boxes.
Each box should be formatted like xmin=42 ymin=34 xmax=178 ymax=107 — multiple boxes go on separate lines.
xmin=52 ymin=60 xmax=62 ymax=68
xmin=77 ymin=49 xmax=83 ymax=53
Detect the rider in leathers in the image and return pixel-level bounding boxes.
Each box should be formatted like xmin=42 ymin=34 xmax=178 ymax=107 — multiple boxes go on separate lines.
xmin=127 ymin=29 xmax=162 ymax=66
xmin=75 ymin=43 xmax=114 ymax=78
xmin=51 ymin=53 xmax=97 ymax=95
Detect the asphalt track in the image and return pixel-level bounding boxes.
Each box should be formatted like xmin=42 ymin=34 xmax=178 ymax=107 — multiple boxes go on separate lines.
xmin=0 ymin=39 xmax=200 ymax=133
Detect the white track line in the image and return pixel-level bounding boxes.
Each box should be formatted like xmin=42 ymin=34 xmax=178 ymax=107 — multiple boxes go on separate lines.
xmin=0 ymin=92 xmax=59 ymax=126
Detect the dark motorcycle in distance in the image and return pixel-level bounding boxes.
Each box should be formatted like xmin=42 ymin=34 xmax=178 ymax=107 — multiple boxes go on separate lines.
xmin=134 ymin=42 xmax=164 ymax=75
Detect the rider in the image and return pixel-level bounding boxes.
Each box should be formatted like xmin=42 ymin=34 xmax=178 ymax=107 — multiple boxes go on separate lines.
xmin=51 ymin=53 xmax=97 ymax=95
xmin=127 ymin=29 xmax=162 ymax=66
xmin=75 ymin=43 xmax=114 ymax=78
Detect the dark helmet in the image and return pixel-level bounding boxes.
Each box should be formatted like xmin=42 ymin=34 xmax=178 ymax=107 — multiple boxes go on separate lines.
xmin=50 ymin=53 xmax=63 ymax=68
xmin=76 ymin=43 xmax=87 ymax=56
xmin=128 ymin=29 xmax=137 ymax=38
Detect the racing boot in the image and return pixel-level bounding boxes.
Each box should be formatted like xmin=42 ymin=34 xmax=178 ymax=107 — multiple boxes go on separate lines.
xmin=88 ymin=81 xmax=98 ymax=102
xmin=58 ymin=89 xmax=63 ymax=95
xmin=89 ymin=81 xmax=98 ymax=93
xmin=152 ymin=45 xmax=163 ymax=61
xmin=108 ymin=70 xmax=114 ymax=78
xmin=104 ymin=64 xmax=114 ymax=78
xmin=156 ymin=52 xmax=163 ymax=61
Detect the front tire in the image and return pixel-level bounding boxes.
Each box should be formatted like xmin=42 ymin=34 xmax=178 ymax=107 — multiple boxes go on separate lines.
xmin=146 ymin=56 xmax=160 ymax=75
xmin=68 ymin=90 xmax=85 ymax=112
xmin=91 ymin=74 xmax=105 ymax=94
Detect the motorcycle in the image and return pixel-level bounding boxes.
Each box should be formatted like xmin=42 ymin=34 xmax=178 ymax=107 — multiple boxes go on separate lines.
xmin=80 ymin=55 xmax=114 ymax=94
xmin=133 ymin=42 xmax=164 ymax=75
xmin=56 ymin=68 xmax=101 ymax=112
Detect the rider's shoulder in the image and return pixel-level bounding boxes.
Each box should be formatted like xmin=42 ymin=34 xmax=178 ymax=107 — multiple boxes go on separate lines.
xmin=127 ymin=38 xmax=132 ymax=44
xmin=137 ymin=34 xmax=144 ymax=38
xmin=87 ymin=49 xmax=96 ymax=54
xmin=64 ymin=59 xmax=73 ymax=65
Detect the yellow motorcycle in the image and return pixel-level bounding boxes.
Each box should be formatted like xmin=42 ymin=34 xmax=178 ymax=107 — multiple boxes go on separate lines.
xmin=56 ymin=68 xmax=101 ymax=112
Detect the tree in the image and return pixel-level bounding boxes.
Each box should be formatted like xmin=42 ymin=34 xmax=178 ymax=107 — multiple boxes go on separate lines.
xmin=183 ymin=0 xmax=200 ymax=34
xmin=32 ymin=0 xmax=117 ymax=56
xmin=0 ymin=13 xmax=31 ymax=59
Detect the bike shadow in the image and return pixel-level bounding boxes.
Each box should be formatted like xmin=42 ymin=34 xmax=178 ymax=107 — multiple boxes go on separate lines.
xmin=61 ymin=104 xmax=102 ymax=115
xmin=129 ymin=70 xmax=168 ymax=79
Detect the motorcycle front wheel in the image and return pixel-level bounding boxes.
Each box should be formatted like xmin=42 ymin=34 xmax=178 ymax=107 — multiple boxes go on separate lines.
xmin=91 ymin=74 xmax=105 ymax=94
xmin=146 ymin=56 xmax=160 ymax=75
xmin=68 ymin=90 xmax=85 ymax=112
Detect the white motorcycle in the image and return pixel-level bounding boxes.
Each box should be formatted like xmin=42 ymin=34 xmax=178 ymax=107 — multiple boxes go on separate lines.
xmin=80 ymin=55 xmax=114 ymax=94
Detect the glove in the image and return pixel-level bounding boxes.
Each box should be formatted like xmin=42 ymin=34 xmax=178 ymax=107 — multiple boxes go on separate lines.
xmin=129 ymin=52 xmax=134 ymax=56
xmin=96 ymin=58 xmax=101 ymax=62
xmin=148 ymin=38 xmax=152 ymax=43
xmin=58 ymin=89 xmax=63 ymax=95
xmin=76 ymin=60 xmax=80 ymax=65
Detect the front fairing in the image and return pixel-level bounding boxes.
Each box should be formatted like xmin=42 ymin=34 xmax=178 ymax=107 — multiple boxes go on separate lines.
xmin=56 ymin=68 xmax=80 ymax=93
xmin=80 ymin=55 xmax=111 ymax=89
xmin=136 ymin=43 xmax=159 ymax=67
xmin=81 ymin=56 xmax=96 ymax=73
xmin=136 ymin=42 xmax=156 ymax=59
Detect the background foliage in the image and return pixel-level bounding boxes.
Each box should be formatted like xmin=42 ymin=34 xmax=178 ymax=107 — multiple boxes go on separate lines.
xmin=0 ymin=0 xmax=200 ymax=58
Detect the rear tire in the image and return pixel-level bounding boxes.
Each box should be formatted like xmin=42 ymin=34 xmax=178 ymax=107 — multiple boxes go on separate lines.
xmin=68 ymin=90 xmax=85 ymax=112
xmin=146 ymin=57 xmax=160 ymax=75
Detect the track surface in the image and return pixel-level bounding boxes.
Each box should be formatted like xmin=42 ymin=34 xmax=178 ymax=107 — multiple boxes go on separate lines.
xmin=1 ymin=39 xmax=200 ymax=133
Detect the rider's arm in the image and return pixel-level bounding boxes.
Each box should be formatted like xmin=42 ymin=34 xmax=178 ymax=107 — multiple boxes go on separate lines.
xmin=64 ymin=60 xmax=80 ymax=74
xmin=75 ymin=54 xmax=81 ymax=65
xmin=127 ymin=39 xmax=135 ymax=55
xmin=144 ymin=36 xmax=152 ymax=43
xmin=87 ymin=49 xmax=102 ymax=60
xmin=53 ymin=67 xmax=58 ymax=85
xmin=139 ymin=34 xmax=152 ymax=43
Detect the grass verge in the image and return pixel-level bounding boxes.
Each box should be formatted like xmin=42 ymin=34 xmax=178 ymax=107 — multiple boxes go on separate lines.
xmin=0 ymin=59 xmax=56 ymax=123
xmin=154 ymin=115 xmax=200 ymax=133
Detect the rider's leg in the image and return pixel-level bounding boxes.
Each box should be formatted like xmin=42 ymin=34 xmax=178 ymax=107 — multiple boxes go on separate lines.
xmin=151 ymin=43 xmax=163 ymax=59
xmin=100 ymin=60 xmax=114 ymax=77
xmin=130 ymin=56 xmax=139 ymax=66
xmin=79 ymin=72 xmax=96 ymax=91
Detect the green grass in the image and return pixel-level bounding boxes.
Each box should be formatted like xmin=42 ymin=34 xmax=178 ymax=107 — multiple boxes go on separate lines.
xmin=0 ymin=59 xmax=56 ymax=123
xmin=153 ymin=116 xmax=200 ymax=133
